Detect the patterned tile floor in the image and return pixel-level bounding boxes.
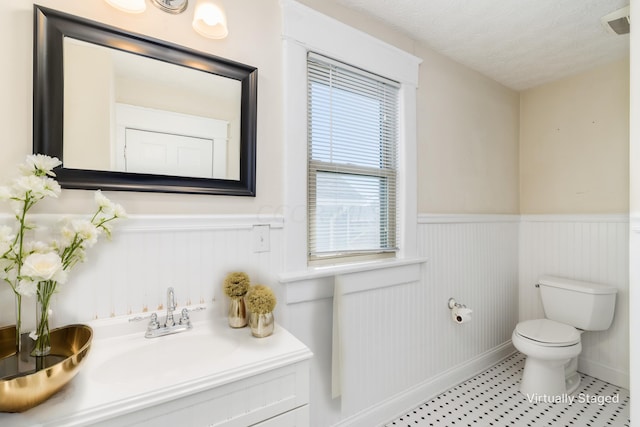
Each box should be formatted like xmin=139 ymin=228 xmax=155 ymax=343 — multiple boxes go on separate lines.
xmin=386 ymin=353 xmax=630 ymax=427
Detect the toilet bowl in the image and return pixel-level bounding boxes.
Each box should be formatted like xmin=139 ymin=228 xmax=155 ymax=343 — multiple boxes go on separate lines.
xmin=512 ymin=319 xmax=581 ymax=397
xmin=512 ymin=276 xmax=617 ymax=398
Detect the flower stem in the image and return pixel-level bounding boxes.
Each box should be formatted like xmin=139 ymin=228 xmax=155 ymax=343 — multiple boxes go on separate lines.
xmin=32 ymin=280 xmax=56 ymax=357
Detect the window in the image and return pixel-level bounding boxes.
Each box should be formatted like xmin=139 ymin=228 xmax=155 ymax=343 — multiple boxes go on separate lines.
xmin=307 ymin=53 xmax=400 ymax=261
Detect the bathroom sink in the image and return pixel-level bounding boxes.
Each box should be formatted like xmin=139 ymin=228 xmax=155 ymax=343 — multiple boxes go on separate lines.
xmin=84 ymin=312 xmax=244 ymax=393
xmin=91 ymin=327 xmax=239 ymax=386
xmin=0 ymin=305 xmax=313 ymax=427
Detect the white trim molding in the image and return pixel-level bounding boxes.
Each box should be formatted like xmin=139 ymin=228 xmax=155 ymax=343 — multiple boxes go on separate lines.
xmin=419 ymin=213 xmax=520 ymax=224
xmin=419 ymin=213 xmax=629 ymax=224
xmin=280 ymin=257 xmax=426 ymax=304
xmin=0 ymin=213 xmax=284 ymax=232
xmin=520 ymin=213 xmax=629 ymax=223
xmin=334 ymin=343 xmax=516 ymax=427
xmin=281 ymin=0 xmax=422 ymax=272
xmin=631 ymin=214 xmax=640 ymax=233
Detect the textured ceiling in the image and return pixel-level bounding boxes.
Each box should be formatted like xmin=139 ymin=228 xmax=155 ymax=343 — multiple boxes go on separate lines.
xmin=334 ymin=0 xmax=630 ymax=90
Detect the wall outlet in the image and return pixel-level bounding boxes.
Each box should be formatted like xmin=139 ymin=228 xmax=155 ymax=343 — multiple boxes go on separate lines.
xmin=252 ymin=225 xmax=270 ymax=252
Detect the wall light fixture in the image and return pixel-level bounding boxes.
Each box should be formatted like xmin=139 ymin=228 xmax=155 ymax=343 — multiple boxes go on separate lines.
xmin=150 ymin=0 xmax=188 ymax=14
xmin=192 ymin=0 xmax=228 ymax=39
xmin=104 ymin=0 xmax=228 ymax=39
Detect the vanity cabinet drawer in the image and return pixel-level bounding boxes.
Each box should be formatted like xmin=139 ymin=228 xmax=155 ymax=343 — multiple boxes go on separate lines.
xmin=252 ymin=404 xmax=309 ymax=426
xmin=94 ymin=360 xmax=310 ymax=427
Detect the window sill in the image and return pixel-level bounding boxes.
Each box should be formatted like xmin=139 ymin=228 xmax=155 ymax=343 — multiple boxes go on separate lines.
xmin=279 ymin=257 xmax=427 ymax=283
xmin=278 ymin=257 xmax=428 ymax=304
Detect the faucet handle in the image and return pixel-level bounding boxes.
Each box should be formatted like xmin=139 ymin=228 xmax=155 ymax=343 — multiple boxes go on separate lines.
xmin=147 ymin=313 xmax=160 ymax=330
xmin=179 ymin=308 xmax=191 ymax=326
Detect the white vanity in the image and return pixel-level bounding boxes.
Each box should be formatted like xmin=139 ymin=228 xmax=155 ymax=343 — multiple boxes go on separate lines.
xmin=0 ymin=307 xmax=312 ymax=426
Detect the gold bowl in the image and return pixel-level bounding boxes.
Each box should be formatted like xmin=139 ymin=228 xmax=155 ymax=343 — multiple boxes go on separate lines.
xmin=0 ymin=324 xmax=92 ymax=412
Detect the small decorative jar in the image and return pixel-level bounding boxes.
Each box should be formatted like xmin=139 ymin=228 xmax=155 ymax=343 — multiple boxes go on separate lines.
xmin=248 ymin=312 xmax=274 ymax=338
xmin=223 ymin=272 xmax=250 ymax=328
xmin=227 ymin=296 xmax=247 ymax=328
xmin=245 ymin=284 xmax=277 ymax=338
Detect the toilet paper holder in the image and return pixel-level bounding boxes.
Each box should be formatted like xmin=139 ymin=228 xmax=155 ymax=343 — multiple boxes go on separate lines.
xmin=448 ymin=298 xmax=473 ymax=324
xmin=448 ymin=297 xmax=466 ymax=310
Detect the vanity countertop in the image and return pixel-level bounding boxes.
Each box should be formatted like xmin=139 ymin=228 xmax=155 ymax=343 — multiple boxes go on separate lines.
xmin=0 ymin=308 xmax=312 ymax=426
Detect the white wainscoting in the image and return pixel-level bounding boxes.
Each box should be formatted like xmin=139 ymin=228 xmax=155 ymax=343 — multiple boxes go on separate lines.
xmin=0 ymin=214 xmax=285 ymax=330
xmin=1 ymin=212 xmax=628 ymax=426
xmin=519 ymin=214 xmax=629 ymax=388
xmin=630 ymin=215 xmax=640 ymax=425
xmin=282 ymin=215 xmax=519 ymax=426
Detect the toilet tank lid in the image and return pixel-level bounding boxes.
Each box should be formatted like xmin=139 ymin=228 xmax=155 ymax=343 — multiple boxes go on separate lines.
xmin=538 ymin=276 xmax=617 ymax=295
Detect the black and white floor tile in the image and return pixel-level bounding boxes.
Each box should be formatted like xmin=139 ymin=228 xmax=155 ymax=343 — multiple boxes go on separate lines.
xmin=386 ymin=353 xmax=630 ymax=427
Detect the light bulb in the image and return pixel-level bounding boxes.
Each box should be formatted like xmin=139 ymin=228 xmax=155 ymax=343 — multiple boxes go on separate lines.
xmin=193 ymin=0 xmax=228 ymax=39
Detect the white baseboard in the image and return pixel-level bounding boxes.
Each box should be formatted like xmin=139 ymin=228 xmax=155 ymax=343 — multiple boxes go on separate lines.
xmin=579 ymin=357 xmax=630 ymax=389
xmin=332 ymin=341 xmax=516 ymax=427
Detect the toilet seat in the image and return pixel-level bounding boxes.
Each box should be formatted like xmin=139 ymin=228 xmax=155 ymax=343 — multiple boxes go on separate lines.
xmin=515 ymin=319 xmax=580 ymax=347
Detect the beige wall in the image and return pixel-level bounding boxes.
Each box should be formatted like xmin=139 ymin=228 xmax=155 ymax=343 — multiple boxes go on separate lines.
xmin=0 ymin=0 xmax=523 ymax=217
xmin=417 ymin=45 xmax=520 ymax=214
xmin=520 ymin=59 xmax=630 ymax=214
xmin=64 ymin=40 xmax=112 ymax=171
xmin=298 ymin=0 xmax=521 ymax=215
xmin=631 ymin=2 xmax=639 ymax=215
xmin=16 ymin=0 xmax=633 ymax=219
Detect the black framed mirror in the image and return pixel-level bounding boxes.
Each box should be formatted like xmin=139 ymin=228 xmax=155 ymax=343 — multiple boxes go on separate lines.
xmin=33 ymin=5 xmax=257 ymax=196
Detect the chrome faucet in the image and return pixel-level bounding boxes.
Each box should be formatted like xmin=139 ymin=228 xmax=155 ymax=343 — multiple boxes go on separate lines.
xmin=145 ymin=287 xmax=192 ymax=338
xmin=166 ymin=287 xmax=176 ymax=327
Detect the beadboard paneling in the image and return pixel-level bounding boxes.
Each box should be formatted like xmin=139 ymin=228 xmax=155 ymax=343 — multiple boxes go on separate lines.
xmin=418 ymin=217 xmax=520 ymax=379
xmin=283 ymin=216 xmax=519 ymax=426
xmin=0 ymin=215 xmax=285 ymax=329
xmin=519 ymin=215 xmax=629 ymax=388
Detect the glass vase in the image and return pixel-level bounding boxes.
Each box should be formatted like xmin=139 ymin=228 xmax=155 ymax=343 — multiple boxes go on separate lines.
xmin=31 ymin=281 xmax=56 ymax=357
xmin=14 ymin=294 xmax=22 ymax=354
xmin=228 ymin=296 xmax=247 ymax=328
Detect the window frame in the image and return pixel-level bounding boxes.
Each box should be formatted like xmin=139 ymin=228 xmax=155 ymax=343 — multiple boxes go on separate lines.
xmin=282 ymin=0 xmax=421 ymax=271
xmin=306 ymin=52 xmax=400 ymax=262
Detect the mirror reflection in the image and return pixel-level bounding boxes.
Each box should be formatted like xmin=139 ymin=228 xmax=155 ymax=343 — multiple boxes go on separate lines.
xmin=63 ymin=37 xmax=241 ymax=181
xmin=34 ymin=5 xmax=257 ymax=196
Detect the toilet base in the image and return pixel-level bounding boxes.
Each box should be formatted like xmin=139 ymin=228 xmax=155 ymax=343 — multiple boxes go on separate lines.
xmin=519 ymin=356 xmax=581 ymax=398
xmin=566 ymin=370 xmax=581 ymax=395
xmin=564 ymin=356 xmax=581 ymax=394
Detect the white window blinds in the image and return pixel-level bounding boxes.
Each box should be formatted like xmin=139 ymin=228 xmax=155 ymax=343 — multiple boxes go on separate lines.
xmin=307 ymin=52 xmax=399 ymax=261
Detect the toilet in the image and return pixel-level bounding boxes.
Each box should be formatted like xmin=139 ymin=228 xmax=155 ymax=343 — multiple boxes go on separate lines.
xmin=512 ymin=276 xmax=617 ymax=397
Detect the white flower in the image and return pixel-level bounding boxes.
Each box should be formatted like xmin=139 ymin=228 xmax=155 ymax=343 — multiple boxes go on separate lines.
xmin=41 ymin=176 xmax=62 ymax=198
xmin=1 ymin=155 xmax=125 ymax=314
xmin=113 ymin=203 xmax=127 ymax=218
xmin=21 ymin=252 xmax=65 ymax=282
xmin=23 ymin=240 xmax=52 ymax=255
xmin=29 ymin=331 xmax=39 ymax=340
xmin=0 ymin=186 xmax=11 ymax=202
xmin=16 ymin=279 xmax=38 ymax=297
xmin=0 ymin=226 xmax=15 ymax=253
xmin=19 ymin=154 xmax=62 ymax=177
xmin=3 ymin=265 xmax=17 ymax=283
xmin=58 ymin=224 xmax=76 ymax=247
xmin=12 ymin=175 xmax=61 ymax=200
xmin=94 ymin=190 xmax=113 ymax=211
xmin=72 ymin=219 xmax=100 ymax=247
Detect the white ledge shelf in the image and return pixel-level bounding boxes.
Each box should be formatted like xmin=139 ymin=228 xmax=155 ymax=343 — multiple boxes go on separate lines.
xmin=278 ymin=257 xmax=427 ymax=283
xmin=279 ymin=257 xmax=427 ymax=304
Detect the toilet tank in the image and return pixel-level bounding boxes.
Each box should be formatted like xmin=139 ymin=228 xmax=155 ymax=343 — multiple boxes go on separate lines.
xmin=538 ymin=276 xmax=617 ymax=331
